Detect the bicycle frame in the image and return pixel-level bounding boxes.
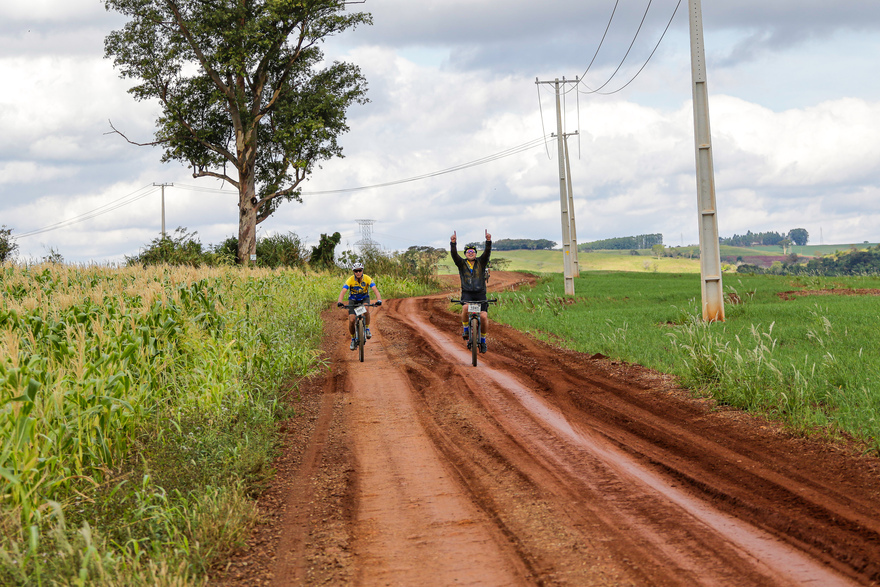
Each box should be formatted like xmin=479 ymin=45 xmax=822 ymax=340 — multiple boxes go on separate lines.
xmin=342 ymin=302 xmax=377 ymax=362
xmin=451 ymin=298 xmax=497 ymax=367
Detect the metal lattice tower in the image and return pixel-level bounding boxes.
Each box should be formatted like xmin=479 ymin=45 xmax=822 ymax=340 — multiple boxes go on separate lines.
xmin=354 ymin=219 xmax=380 ymax=252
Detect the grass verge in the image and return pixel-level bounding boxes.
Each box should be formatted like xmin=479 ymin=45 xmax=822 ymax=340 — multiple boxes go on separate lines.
xmin=492 ymin=271 xmax=880 ymax=452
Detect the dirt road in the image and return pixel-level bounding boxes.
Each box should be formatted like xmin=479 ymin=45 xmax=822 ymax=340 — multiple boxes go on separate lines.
xmin=213 ymin=272 xmax=880 ymax=586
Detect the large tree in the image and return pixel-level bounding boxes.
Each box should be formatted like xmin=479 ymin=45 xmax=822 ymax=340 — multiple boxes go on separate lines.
xmin=788 ymin=228 xmax=809 ymax=247
xmin=104 ymin=0 xmax=370 ymax=264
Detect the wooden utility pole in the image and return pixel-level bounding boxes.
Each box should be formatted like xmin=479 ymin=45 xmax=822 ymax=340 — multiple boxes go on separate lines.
xmin=688 ymin=0 xmax=725 ymax=322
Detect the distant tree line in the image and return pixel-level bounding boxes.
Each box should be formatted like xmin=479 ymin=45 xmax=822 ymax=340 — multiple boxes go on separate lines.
xmin=721 ymin=228 xmax=809 ymax=247
xmin=579 ymin=234 xmax=663 ymax=251
xmin=489 ymin=238 xmax=557 ymax=251
xmin=738 ymin=245 xmax=880 ymax=276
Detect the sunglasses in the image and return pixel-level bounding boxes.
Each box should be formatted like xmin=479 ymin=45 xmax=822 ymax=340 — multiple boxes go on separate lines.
xmin=353 ymin=269 xmax=363 ymax=272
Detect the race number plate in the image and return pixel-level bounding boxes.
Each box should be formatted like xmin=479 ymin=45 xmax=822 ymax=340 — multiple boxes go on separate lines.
xmin=354 ymin=305 xmax=367 ymax=316
xmin=468 ymin=303 xmax=482 ymax=313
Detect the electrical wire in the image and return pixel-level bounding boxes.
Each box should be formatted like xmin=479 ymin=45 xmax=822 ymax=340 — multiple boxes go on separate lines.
xmin=14 ymin=136 xmax=554 ymax=240
xmin=181 ymin=136 xmax=553 ymax=196
xmin=14 ymin=185 xmax=159 ymax=239
xmin=578 ymin=0 xmax=656 ymax=95
xmin=579 ymin=0 xmax=683 ymax=96
xmin=577 ymin=0 xmax=682 ymax=96
xmin=578 ymin=0 xmax=622 ymax=84
xmin=536 ymin=82 xmax=552 ymax=158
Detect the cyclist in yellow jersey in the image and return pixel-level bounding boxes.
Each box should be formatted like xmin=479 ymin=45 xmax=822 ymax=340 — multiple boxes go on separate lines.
xmin=336 ymin=262 xmax=383 ymax=350
xmin=450 ymin=230 xmax=491 ymax=352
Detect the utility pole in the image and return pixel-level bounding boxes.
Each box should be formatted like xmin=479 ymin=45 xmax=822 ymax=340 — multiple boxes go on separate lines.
xmin=536 ymin=77 xmax=579 ymax=295
xmin=153 ymin=183 xmax=173 ymax=238
xmin=688 ymin=0 xmax=725 ymax=322
xmin=563 ymin=132 xmax=580 ymax=277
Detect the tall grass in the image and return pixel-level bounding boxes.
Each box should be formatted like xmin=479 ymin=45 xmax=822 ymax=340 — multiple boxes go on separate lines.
xmin=0 ymin=263 xmax=342 ymax=585
xmin=492 ymin=272 xmax=880 ymax=451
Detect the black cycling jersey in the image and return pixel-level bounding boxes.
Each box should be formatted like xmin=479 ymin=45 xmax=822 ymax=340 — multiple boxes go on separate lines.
xmin=450 ymin=240 xmax=491 ymax=294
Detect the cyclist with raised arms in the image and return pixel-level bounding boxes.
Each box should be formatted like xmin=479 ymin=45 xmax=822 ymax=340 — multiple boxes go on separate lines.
xmin=450 ymin=229 xmax=492 ymax=352
xmin=336 ymin=262 xmax=382 ymax=350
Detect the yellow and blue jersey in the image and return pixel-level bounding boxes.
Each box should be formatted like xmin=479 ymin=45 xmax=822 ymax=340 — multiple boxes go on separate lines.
xmin=343 ymin=274 xmax=375 ymax=302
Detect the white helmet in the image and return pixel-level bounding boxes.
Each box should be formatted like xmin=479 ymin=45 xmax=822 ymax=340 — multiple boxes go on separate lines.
xmin=352 ymin=262 xmax=364 ymax=271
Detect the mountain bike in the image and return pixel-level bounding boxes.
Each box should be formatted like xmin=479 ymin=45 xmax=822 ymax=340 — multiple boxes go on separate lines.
xmin=451 ymin=298 xmax=497 ymax=367
xmin=340 ymin=301 xmax=380 ymax=362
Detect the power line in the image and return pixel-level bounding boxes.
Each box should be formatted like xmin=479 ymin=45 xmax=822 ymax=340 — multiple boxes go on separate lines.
xmin=13 ymin=137 xmax=553 ymax=239
xmin=578 ymin=0 xmax=683 ymax=96
xmin=14 ymin=184 xmax=159 ymax=240
xmin=178 ymin=136 xmax=553 ymax=196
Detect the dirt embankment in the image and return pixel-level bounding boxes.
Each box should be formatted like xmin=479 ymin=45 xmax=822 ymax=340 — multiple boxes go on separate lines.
xmin=211 ymin=272 xmax=880 ymax=586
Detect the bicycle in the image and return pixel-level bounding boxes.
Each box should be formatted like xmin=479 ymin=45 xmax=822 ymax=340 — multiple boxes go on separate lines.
xmin=339 ymin=301 xmax=380 ymax=362
xmin=451 ymin=298 xmax=497 ymax=367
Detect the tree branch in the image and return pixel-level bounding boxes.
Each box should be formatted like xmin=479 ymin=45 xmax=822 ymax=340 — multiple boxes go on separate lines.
xmin=104 ymin=120 xmax=167 ymax=146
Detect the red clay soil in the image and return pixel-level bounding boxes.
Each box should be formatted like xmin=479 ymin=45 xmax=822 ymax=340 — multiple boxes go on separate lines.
xmin=210 ymin=272 xmax=880 ymax=586
xmin=777 ymin=288 xmax=880 ymax=300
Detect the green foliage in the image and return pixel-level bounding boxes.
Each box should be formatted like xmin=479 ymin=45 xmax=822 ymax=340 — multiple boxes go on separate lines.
xmin=338 ymin=246 xmax=444 ymax=292
xmin=103 ymin=0 xmax=371 ymax=262
xmin=492 ymin=238 xmax=557 ymax=251
xmin=721 ymin=229 xmax=810 ymax=247
xmin=788 ymin=228 xmax=809 ymax=246
xmin=309 ymin=231 xmax=342 ymax=270
xmin=0 ymin=226 xmax=18 ymax=263
xmin=579 ymin=233 xmax=663 ymax=251
xmin=126 ymin=227 xmax=233 ymax=267
xmin=218 ymin=232 xmax=309 ymax=268
xmin=491 ymin=271 xmax=880 ymax=452
xmin=738 ymin=245 xmax=880 ymax=276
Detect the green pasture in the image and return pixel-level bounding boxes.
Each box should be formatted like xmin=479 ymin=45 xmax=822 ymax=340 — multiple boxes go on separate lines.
xmin=439 ymin=249 xmax=706 ymax=274
xmin=491 ymin=271 xmax=880 ymax=451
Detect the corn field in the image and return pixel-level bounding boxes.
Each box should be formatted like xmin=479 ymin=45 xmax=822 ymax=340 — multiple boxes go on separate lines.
xmin=0 ymin=263 xmax=340 ymax=584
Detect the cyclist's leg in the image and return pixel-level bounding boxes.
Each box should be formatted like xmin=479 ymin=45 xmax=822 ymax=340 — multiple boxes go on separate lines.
xmin=348 ymin=313 xmax=356 ymax=336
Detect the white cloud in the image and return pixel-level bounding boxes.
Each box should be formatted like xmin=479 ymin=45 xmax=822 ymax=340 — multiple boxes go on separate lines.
xmin=3 ymin=0 xmax=880 ymax=262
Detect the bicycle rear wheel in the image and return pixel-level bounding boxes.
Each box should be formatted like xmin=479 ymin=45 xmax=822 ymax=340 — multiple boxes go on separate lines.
xmin=357 ymin=318 xmax=365 ymax=362
xmin=470 ymin=315 xmax=480 ymax=367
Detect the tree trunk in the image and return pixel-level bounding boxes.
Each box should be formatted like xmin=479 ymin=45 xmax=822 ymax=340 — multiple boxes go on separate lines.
xmin=237 ymin=126 xmax=259 ymax=265
xmin=238 ymin=175 xmax=258 ymax=266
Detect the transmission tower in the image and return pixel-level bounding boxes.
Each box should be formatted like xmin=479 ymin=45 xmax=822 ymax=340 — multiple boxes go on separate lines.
xmin=354 ymin=219 xmax=380 ymax=252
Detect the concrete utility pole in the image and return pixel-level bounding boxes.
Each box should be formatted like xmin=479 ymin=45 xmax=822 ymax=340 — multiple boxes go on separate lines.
xmin=563 ymin=132 xmax=580 ymax=277
xmin=153 ymin=183 xmax=173 ymax=238
xmin=536 ymin=77 xmax=579 ymax=295
xmin=688 ymin=0 xmax=725 ymax=322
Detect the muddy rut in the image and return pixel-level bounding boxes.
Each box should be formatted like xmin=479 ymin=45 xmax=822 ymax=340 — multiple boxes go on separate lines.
xmin=212 ymin=272 xmax=880 ymax=586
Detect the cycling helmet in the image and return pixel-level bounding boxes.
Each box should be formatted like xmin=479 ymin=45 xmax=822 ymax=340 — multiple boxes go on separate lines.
xmin=352 ymin=262 xmax=364 ymax=271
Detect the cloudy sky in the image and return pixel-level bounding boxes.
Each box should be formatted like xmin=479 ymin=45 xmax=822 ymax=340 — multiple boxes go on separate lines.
xmin=2 ymin=0 xmax=879 ymax=263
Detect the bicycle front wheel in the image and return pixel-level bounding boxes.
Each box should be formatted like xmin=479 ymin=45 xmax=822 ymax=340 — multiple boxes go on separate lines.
xmin=470 ymin=316 xmax=480 ymax=367
xmin=357 ymin=318 xmax=365 ymax=362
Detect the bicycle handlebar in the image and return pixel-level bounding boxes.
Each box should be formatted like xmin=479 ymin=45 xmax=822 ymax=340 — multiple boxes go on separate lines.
xmin=450 ymin=298 xmax=497 ymax=305
xmin=338 ymin=301 xmax=381 ymax=308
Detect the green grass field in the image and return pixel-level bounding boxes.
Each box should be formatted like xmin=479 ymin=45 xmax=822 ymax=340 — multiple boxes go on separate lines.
xmin=490 ymin=271 xmax=880 ymax=451
xmin=439 ymin=243 xmax=880 ymax=275
xmin=439 ymin=249 xmax=706 ymax=274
